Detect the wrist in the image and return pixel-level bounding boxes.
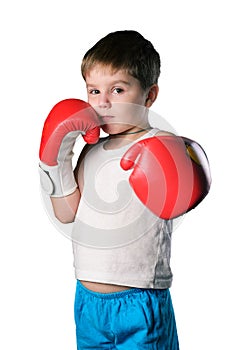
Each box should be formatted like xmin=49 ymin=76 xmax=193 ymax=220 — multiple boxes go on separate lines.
xmin=39 ymin=161 xmax=77 ymax=197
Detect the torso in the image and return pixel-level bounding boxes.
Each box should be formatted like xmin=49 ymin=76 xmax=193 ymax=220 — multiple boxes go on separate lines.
xmin=78 ymin=133 xmax=147 ymax=293
xmin=75 ymin=128 xmax=172 ymax=293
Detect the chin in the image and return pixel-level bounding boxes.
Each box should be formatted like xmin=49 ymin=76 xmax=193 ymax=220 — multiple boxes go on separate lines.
xmin=101 ymin=124 xmax=125 ymax=135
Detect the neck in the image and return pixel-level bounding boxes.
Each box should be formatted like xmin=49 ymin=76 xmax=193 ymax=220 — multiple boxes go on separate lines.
xmin=104 ymin=127 xmax=152 ymax=151
xmin=109 ymin=127 xmax=152 ymax=137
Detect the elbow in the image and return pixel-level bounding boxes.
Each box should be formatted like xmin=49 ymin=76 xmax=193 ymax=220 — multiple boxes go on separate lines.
xmin=52 ymin=205 xmax=77 ymax=223
xmin=54 ymin=213 xmax=76 ymax=224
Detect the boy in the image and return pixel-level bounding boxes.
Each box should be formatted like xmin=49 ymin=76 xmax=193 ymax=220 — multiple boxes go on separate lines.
xmin=39 ymin=30 xmax=210 ymax=349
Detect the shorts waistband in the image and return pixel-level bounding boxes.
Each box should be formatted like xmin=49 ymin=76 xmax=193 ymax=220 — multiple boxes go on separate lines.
xmin=76 ymin=280 xmax=144 ymax=299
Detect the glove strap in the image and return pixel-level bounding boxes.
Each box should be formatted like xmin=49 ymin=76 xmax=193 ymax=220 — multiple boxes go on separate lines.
xmin=39 ymin=161 xmax=77 ymax=197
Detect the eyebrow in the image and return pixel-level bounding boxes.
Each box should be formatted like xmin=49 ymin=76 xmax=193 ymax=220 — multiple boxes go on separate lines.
xmin=111 ymin=80 xmax=131 ymax=86
xmin=86 ymin=80 xmax=131 ymax=88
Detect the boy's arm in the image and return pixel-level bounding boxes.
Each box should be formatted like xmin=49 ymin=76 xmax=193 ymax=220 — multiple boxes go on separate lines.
xmin=39 ymin=99 xmax=100 ymax=223
xmin=50 ymin=188 xmax=81 ymax=224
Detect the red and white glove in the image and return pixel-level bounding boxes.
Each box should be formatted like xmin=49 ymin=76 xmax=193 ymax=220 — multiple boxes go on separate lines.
xmin=39 ymin=98 xmax=100 ymax=197
xmin=120 ymin=135 xmax=211 ymax=219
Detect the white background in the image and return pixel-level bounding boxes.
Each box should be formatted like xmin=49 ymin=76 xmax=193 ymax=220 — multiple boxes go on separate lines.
xmin=1 ymin=0 xmax=233 ymax=349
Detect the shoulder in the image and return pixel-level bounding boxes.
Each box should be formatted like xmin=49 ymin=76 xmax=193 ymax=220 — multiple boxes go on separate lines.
xmin=74 ymin=136 xmax=108 ymax=188
xmin=82 ymin=136 xmax=108 ymax=156
xmin=155 ymin=130 xmax=176 ymax=137
xmin=75 ymin=136 xmax=107 ymax=169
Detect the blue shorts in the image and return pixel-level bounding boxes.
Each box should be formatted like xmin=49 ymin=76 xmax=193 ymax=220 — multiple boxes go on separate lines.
xmin=74 ymin=280 xmax=179 ymax=349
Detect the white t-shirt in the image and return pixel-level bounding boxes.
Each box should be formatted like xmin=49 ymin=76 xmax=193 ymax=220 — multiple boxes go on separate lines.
xmin=72 ymin=129 xmax=174 ymax=289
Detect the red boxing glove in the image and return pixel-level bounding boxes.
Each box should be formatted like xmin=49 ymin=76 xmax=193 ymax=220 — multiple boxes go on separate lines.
xmin=39 ymin=98 xmax=100 ymax=197
xmin=120 ymin=135 xmax=211 ymax=219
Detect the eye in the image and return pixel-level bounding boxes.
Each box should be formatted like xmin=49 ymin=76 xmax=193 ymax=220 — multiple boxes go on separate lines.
xmin=112 ymin=87 xmax=124 ymax=94
xmin=89 ymin=89 xmax=100 ymax=95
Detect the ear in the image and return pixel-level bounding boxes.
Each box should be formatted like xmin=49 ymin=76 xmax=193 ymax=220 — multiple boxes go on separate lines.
xmin=145 ymin=84 xmax=159 ymax=107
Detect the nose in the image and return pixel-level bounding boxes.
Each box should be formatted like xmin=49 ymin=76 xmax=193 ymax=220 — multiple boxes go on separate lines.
xmin=98 ymin=93 xmax=111 ymax=110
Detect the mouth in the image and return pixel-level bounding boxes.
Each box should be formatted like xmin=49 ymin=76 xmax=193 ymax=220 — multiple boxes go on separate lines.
xmin=99 ymin=115 xmax=115 ymax=125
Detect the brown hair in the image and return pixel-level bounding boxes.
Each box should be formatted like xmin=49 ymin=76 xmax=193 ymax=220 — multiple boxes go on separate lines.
xmin=81 ymin=30 xmax=161 ymax=90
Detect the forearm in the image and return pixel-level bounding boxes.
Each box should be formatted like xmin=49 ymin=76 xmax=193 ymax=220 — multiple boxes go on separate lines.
xmin=51 ymin=188 xmax=80 ymax=224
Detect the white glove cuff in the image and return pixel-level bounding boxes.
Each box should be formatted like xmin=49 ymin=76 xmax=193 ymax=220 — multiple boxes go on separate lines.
xmin=39 ymin=162 xmax=77 ymax=197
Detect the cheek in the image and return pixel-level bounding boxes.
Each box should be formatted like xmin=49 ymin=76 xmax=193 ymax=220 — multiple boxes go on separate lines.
xmin=87 ymin=99 xmax=101 ymax=116
xmin=87 ymin=96 xmax=95 ymax=108
xmin=118 ymin=103 xmax=147 ymax=122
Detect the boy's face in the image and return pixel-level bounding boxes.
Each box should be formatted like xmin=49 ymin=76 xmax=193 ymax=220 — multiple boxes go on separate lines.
xmin=85 ymin=64 xmax=151 ymax=135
